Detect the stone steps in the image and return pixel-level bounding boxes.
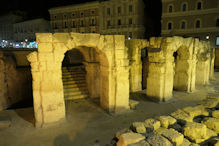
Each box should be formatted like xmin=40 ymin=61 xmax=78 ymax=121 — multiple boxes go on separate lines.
xmin=62 ymin=66 xmax=89 ymax=100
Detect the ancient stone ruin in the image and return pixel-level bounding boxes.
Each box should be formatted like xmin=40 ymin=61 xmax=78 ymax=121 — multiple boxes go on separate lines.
xmin=0 ymin=33 xmax=215 ymax=128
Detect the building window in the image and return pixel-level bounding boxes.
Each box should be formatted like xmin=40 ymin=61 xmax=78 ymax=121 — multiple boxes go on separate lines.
xmin=129 ymin=5 xmax=133 ymax=12
xmin=92 ymin=10 xmax=95 ymax=14
xmin=195 ymin=20 xmax=200 ymax=28
xmin=107 ymin=20 xmax=110 ymax=26
xmin=216 ymin=36 xmax=219 ymax=46
xmin=118 ymin=7 xmax=121 ymax=14
xmin=168 ymin=5 xmax=173 ymax=13
xmin=129 ymin=18 xmax=132 ymax=25
xmin=129 ymin=32 xmax=132 ymax=38
xmin=197 ymin=2 xmax=202 ymax=10
xmin=181 ymin=21 xmax=186 ymax=29
xmin=216 ymin=18 xmax=219 ymax=27
xmin=64 ymin=21 xmax=67 ymax=28
xmin=182 ymin=3 xmax=187 ymax=11
xmin=81 ymin=20 xmax=84 ymax=26
xmin=72 ymin=13 xmax=75 ymax=17
xmin=168 ymin=22 xmax=172 ymax=30
xmin=107 ymin=8 xmax=110 ymax=15
xmin=92 ymin=19 xmax=95 ymax=26
xmin=118 ymin=19 xmax=121 ymax=25
xmin=64 ymin=14 xmax=67 ymax=18
xmin=81 ymin=12 xmax=84 ymax=16
xmin=72 ymin=21 xmax=75 ymax=28
xmin=54 ymin=15 xmax=57 ymax=19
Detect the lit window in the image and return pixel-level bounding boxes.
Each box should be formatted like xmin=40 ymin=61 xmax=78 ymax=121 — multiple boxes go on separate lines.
xmin=169 ymin=5 xmax=173 ymax=13
xmin=92 ymin=19 xmax=95 ymax=25
xmin=168 ymin=22 xmax=172 ymax=30
xmin=195 ymin=20 xmax=200 ymax=28
xmin=197 ymin=2 xmax=202 ymax=10
xmin=216 ymin=36 xmax=219 ymax=46
xmin=181 ymin=21 xmax=186 ymax=29
xmin=216 ymin=18 xmax=219 ymax=27
xmin=182 ymin=4 xmax=187 ymax=11
xmin=118 ymin=19 xmax=121 ymax=25
xmin=129 ymin=5 xmax=133 ymax=12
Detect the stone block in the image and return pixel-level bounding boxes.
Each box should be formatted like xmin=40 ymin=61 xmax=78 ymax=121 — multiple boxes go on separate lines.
xmin=183 ymin=105 xmax=209 ymax=118
xmin=129 ymin=100 xmax=139 ymax=109
xmin=132 ymin=122 xmax=146 ymax=133
xmin=170 ymin=109 xmax=193 ymax=125
xmin=183 ymin=122 xmax=207 ymax=141
xmin=147 ymin=134 xmax=173 ymax=146
xmin=53 ymin=33 xmax=71 ymax=43
xmin=116 ymin=128 xmax=133 ymax=138
xmin=200 ymin=98 xmax=219 ymax=108
xmin=160 ymin=128 xmax=184 ymax=146
xmin=117 ymin=132 xmax=145 ymax=146
xmin=38 ymin=43 xmax=53 ymax=53
xmin=36 ymin=33 xmax=52 ymax=43
xmin=202 ymin=117 xmax=219 ymax=133
xmin=212 ymin=110 xmax=219 ymax=118
xmin=144 ymin=118 xmax=160 ymax=131
xmin=156 ymin=116 xmax=177 ymax=128
xmin=27 ymin=52 xmax=38 ymax=63
xmin=181 ymin=138 xmax=191 ymax=146
xmin=128 ymin=140 xmax=150 ymax=146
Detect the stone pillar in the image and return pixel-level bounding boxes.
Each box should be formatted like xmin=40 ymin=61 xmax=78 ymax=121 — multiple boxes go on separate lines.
xmin=196 ymin=60 xmax=210 ymax=85
xmin=146 ymin=48 xmax=174 ymax=102
xmin=130 ymin=63 xmax=142 ymax=92
xmin=84 ymin=62 xmax=100 ymax=98
xmin=28 ymin=34 xmax=66 ymax=127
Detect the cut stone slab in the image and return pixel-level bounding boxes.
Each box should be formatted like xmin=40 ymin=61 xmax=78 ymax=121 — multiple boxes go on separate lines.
xmin=202 ymin=117 xmax=219 ymax=133
xmin=116 ymin=128 xmax=133 ymax=138
xmin=183 ymin=105 xmax=209 ymax=118
xmin=160 ymin=128 xmax=184 ymax=146
xmin=212 ymin=110 xmax=219 ymax=118
xmin=170 ymin=109 xmax=193 ymax=125
xmin=156 ymin=116 xmax=176 ymax=128
xmin=146 ymin=134 xmax=173 ymax=146
xmin=205 ymin=128 xmax=217 ymax=139
xmin=0 ymin=118 xmax=11 ymax=129
xmin=129 ymin=100 xmax=139 ymax=109
xmin=128 ymin=140 xmax=150 ymax=146
xmin=144 ymin=118 xmax=160 ymax=131
xmin=183 ymin=122 xmax=207 ymax=141
xmin=117 ymin=132 xmax=145 ymax=146
xmin=200 ymin=97 xmax=219 ymax=108
xmin=181 ymin=138 xmax=191 ymax=146
xmin=132 ymin=122 xmax=146 ymax=133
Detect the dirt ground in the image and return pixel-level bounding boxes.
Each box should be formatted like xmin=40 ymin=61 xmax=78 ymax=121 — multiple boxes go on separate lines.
xmin=0 ymin=71 xmax=219 ymax=146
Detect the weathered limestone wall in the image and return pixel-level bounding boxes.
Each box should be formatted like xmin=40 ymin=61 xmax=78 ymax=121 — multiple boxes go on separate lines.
xmin=125 ymin=39 xmax=148 ymax=92
xmin=209 ymin=48 xmax=215 ymax=79
xmin=196 ymin=41 xmax=211 ymax=85
xmin=0 ymin=52 xmax=32 ymax=111
xmin=27 ymin=33 xmax=130 ymax=127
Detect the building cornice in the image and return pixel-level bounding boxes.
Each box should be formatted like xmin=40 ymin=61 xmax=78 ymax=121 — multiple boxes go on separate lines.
xmin=162 ymin=27 xmax=219 ymax=35
xmin=162 ymin=8 xmax=219 ymax=18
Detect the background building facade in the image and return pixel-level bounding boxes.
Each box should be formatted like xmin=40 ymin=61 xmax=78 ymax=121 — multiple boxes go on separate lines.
xmin=49 ymin=0 xmax=145 ymax=39
xmin=13 ymin=18 xmax=51 ymax=42
xmin=161 ymin=0 xmax=219 ymax=48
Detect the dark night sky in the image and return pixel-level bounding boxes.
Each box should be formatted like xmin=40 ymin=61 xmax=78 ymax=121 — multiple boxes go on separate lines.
xmin=1 ymin=0 xmax=161 ymax=36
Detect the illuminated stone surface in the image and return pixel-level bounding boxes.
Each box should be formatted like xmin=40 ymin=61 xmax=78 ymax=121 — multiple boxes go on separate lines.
xmin=132 ymin=122 xmax=146 ymax=133
xmin=202 ymin=118 xmax=219 ymax=133
xmin=212 ymin=110 xmax=219 ymax=118
xmin=144 ymin=118 xmax=161 ymax=131
xmin=147 ymin=134 xmax=173 ymax=146
xmin=156 ymin=116 xmax=177 ymax=128
xmin=160 ymin=128 xmax=184 ymax=146
xmin=117 ymin=132 xmax=145 ymax=146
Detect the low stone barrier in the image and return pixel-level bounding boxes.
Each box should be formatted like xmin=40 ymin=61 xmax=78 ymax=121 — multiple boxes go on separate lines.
xmin=114 ymin=96 xmax=219 ymax=146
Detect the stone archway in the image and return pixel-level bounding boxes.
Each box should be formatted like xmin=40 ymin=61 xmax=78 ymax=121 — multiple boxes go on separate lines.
xmin=27 ymin=33 xmax=130 ymax=127
xmin=146 ymin=37 xmax=200 ymax=101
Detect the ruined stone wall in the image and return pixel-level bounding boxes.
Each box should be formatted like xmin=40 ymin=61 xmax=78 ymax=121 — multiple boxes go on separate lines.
xmin=27 ymin=33 xmax=130 ymax=127
xmin=125 ymin=39 xmax=148 ymax=92
xmin=0 ymin=52 xmax=32 ymax=111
